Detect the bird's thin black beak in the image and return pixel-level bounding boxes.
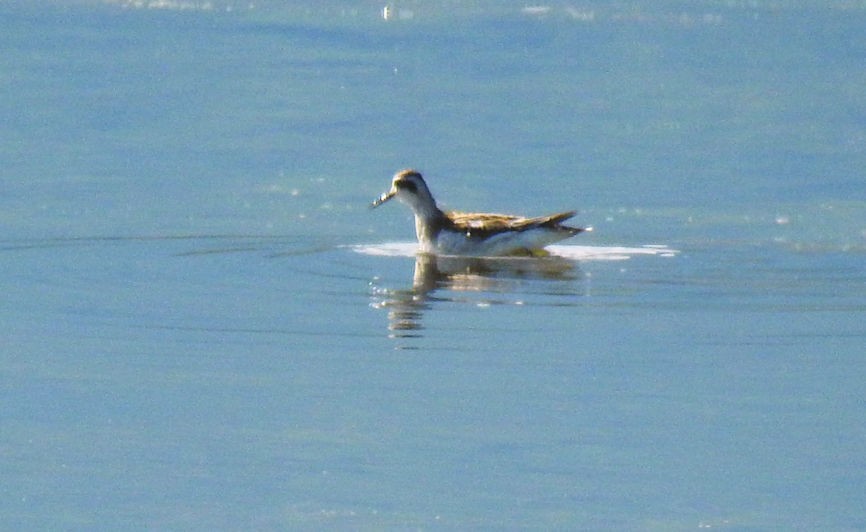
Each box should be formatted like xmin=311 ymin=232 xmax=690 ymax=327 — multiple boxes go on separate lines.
xmin=371 ymin=190 xmax=396 ymax=208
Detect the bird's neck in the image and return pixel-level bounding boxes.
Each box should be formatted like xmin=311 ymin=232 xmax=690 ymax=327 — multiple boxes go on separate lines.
xmin=413 ymin=205 xmax=447 ymax=250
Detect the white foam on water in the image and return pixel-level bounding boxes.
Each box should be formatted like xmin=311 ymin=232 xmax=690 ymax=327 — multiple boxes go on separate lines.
xmin=351 ymin=242 xmax=679 ymax=261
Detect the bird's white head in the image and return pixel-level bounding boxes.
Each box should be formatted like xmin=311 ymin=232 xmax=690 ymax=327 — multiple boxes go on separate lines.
xmin=371 ymin=169 xmax=438 ymax=217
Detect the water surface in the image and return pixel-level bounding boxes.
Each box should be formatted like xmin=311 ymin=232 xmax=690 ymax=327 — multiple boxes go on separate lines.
xmin=2 ymin=1 xmax=865 ymax=528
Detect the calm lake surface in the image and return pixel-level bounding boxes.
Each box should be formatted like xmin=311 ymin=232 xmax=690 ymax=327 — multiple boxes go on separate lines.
xmin=2 ymin=0 xmax=865 ymax=528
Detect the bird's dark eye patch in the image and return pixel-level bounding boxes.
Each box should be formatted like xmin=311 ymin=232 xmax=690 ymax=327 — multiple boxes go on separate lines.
xmin=395 ymin=180 xmax=418 ymax=193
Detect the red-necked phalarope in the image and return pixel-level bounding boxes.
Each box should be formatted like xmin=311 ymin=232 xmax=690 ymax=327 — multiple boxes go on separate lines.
xmin=371 ymin=169 xmax=586 ymax=256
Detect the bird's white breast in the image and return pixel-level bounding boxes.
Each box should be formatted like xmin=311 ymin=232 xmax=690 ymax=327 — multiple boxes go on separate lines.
xmin=433 ymin=227 xmax=566 ymax=256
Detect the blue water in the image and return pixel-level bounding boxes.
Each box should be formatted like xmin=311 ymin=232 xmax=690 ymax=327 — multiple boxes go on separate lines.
xmin=2 ymin=1 xmax=865 ymax=528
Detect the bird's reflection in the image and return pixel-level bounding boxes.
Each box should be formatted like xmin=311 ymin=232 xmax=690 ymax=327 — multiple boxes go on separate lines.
xmin=372 ymin=253 xmax=579 ymax=338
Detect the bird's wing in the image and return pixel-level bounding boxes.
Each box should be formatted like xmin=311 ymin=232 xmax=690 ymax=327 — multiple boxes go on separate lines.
xmin=446 ymin=210 xmax=578 ymax=236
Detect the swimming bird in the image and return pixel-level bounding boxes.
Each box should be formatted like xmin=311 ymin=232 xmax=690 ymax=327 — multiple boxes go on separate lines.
xmin=371 ymin=169 xmax=585 ymax=256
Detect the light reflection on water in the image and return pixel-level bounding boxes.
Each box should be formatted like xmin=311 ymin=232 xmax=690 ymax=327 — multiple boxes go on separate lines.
xmin=358 ymin=242 xmax=679 ymax=338
xmin=369 ymin=252 xmax=581 ymax=338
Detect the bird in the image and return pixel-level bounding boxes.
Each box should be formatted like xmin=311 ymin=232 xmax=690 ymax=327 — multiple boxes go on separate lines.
xmin=371 ymin=169 xmax=585 ymax=256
